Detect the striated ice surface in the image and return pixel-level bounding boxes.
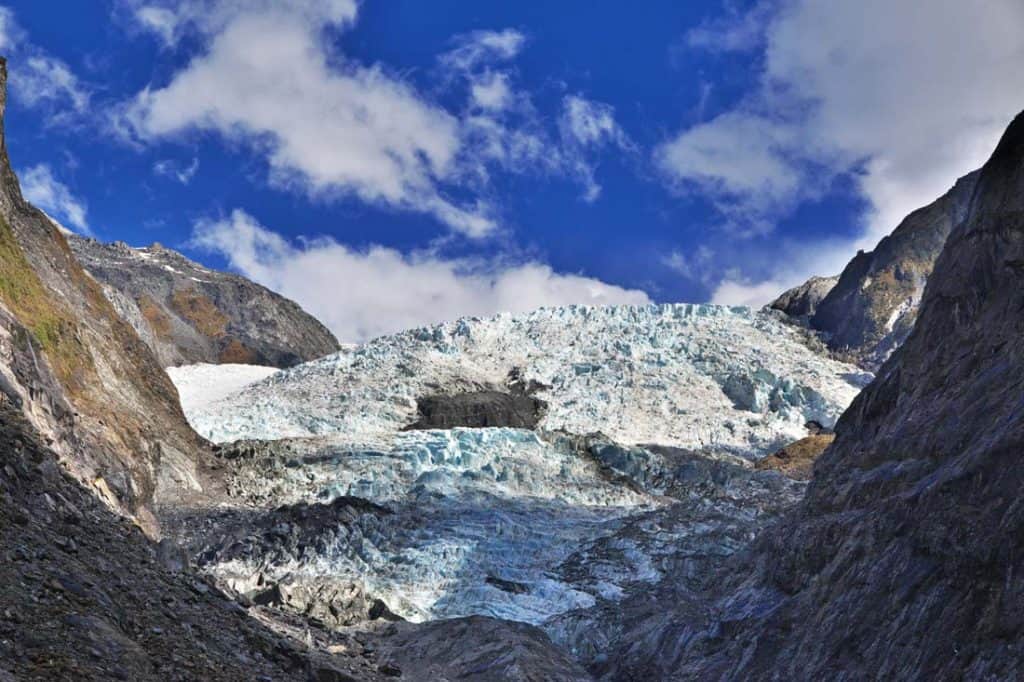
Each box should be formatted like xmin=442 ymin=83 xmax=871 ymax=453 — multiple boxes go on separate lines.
xmin=206 ymin=428 xmax=658 ymax=624
xmin=175 ymin=304 xmax=869 ymax=457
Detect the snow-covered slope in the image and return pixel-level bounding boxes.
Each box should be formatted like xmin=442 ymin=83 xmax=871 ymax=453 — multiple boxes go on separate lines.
xmin=178 ymin=304 xmax=868 ymax=457
xmin=167 ymin=363 xmax=279 ymax=414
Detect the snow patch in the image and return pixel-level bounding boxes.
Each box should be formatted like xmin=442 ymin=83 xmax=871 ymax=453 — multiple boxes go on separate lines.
xmin=167 ymin=363 xmax=279 ymax=413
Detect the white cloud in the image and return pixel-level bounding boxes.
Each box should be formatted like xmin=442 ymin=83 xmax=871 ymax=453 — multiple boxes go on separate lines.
xmin=0 ymin=7 xmax=17 ymax=52
xmin=470 ymin=72 xmax=512 ymax=111
xmin=153 ymin=157 xmax=200 ymax=184
xmin=557 ymin=95 xmax=633 ymax=202
xmin=663 ymin=0 xmax=1024 ymax=295
xmin=656 ymin=112 xmax=806 ymax=234
xmin=663 ymin=245 xmax=715 ymax=285
xmin=0 ymin=9 xmax=89 ymax=118
xmin=440 ymin=29 xmax=526 ymax=72
xmin=560 ymin=95 xmax=630 ymax=149
xmin=124 ymin=0 xmax=494 ymax=237
xmin=17 ymin=56 xmax=90 ymax=113
xmin=710 ymin=277 xmax=788 ymax=308
xmin=191 ymin=210 xmax=650 ymax=342
xmin=21 ymin=164 xmax=90 ymax=234
xmin=123 ymin=9 xmax=631 ymax=236
xmin=133 ymin=6 xmax=180 ymax=46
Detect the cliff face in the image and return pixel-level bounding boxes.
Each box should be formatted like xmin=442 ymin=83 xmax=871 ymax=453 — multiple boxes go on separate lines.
xmin=769 ymin=275 xmax=837 ymax=320
xmin=0 ymin=59 xmax=205 ymax=528
xmin=627 ymin=110 xmax=1024 ymax=680
xmin=69 ymin=236 xmax=338 ymax=369
xmin=778 ymin=170 xmax=979 ymax=369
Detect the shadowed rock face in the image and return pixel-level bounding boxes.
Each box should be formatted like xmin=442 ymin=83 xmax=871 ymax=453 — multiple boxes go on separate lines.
xmin=377 ymin=616 xmax=593 ymax=682
xmin=803 ymin=170 xmax=979 ymax=369
xmin=609 ymin=110 xmax=1024 ymax=680
xmin=0 ymin=402 xmax=386 ymax=681
xmin=68 ymin=236 xmax=339 ymax=369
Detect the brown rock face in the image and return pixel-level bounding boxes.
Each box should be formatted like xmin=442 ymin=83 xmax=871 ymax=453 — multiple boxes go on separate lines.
xmin=654 ymin=110 xmax=1024 ymax=679
xmin=68 ymin=235 xmax=339 ymax=369
xmin=754 ymin=432 xmax=834 ymax=481
xmin=0 ymin=59 xmax=204 ymax=525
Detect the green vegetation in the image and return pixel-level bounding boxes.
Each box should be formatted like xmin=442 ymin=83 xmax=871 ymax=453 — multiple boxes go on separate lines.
xmin=0 ymin=215 xmax=90 ymax=389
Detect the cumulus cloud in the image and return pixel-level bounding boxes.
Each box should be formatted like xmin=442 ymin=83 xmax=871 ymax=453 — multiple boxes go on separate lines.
xmin=21 ymin=164 xmax=90 ymax=234
xmin=662 ymin=0 xmax=1024 ymax=298
xmin=191 ymin=210 xmax=650 ymax=342
xmin=133 ymin=6 xmax=180 ymax=46
xmin=123 ymin=11 xmax=630 ymax=236
xmin=123 ymin=0 xmax=494 ymax=237
xmin=469 ymin=72 xmax=512 ymax=112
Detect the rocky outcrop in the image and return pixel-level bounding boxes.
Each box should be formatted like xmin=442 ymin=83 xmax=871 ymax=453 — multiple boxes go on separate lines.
xmin=783 ymin=170 xmax=980 ymax=369
xmin=404 ymin=390 xmax=547 ymax=430
xmin=0 ymin=59 xmax=205 ymax=527
xmin=610 ymin=110 xmax=1024 ymax=679
xmin=69 ymin=236 xmax=338 ymax=369
xmin=376 ymin=616 xmax=592 ymax=681
xmin=0 ymin=401 xmax=385 ymax=681
xmin=769 ymin=275 xmax=838 ymax=320
xmin=753 ymin=432 xmax=834 ymax=481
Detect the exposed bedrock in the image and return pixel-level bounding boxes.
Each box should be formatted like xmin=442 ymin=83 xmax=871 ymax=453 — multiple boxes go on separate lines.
xmin=404 ymin=389 xmax=547 ymax=431
xmin=605 ymin=109 xmax=1024 ymax=680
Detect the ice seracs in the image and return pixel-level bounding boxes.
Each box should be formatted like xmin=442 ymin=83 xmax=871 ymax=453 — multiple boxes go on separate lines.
xmin=176 ymin=303 xmax=869 ymax=457
xmin=166 ymin=302 xmax=869 ymax=650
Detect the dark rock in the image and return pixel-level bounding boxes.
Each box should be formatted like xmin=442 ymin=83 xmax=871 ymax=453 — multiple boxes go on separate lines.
xmin=404 ymin=390 xmax=547 ymax=430
xmin=612 ymin=109 xmax=1024 ymax=680
xmin=377 ymin=616 xmax=592 ymax=681
xmin=155 ymin=538 xmax=190 ymax=573
xmin=769 ymin=275 xmax=838 ymax=319
xmin=779 ymin=170 xmax=980 ymax=370
xmin=485 ymin=575 xmax=530 ymax=595
xmin=367 ymin=599 xmax=402 ymax=622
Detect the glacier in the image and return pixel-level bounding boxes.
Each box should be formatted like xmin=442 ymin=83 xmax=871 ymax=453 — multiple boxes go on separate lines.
xmin=177 ymin=304 xmax=868 ymax=457
xmin=168 ymin=303 xmax=868 ymax=639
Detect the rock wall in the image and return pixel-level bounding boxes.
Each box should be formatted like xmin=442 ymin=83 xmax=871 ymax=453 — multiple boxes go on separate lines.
xmin=69 ymin=236 xmax=339 ymax=369
xmin=614 ymin=109 xmax=1024 ymax=680
xmin=0 ymin=58 xmax=205 ymax=527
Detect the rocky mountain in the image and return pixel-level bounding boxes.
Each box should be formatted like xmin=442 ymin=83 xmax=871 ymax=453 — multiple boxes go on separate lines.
xmin=69 ymin=235 xmax=339 ymax=369
xmin=775 ymin=170 xmax=980 ymax=369
xmin=604 ymin=109 xmax=1024 ymax=679
xmin=0 ymin=60 xmax=205 ymax=529
xmin=769 ymin=274 xmax=838 ymax=320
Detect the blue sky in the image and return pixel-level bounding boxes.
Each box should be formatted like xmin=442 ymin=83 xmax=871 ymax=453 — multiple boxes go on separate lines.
xmin=2 ymin=0 xmax=1023 ymax=341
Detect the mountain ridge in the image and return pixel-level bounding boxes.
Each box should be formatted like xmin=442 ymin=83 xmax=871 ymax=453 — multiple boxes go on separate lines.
xmin=773 ymin=169 xmax=980 ymax=369
xmin=69 ymin=235 xmax=339 ymax=369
